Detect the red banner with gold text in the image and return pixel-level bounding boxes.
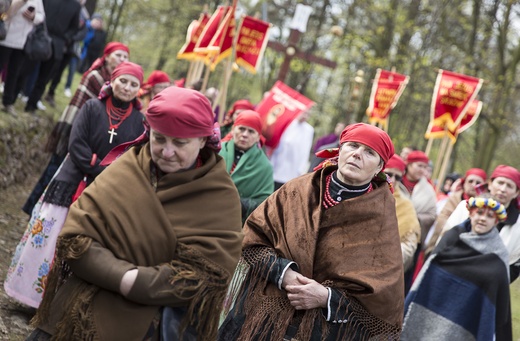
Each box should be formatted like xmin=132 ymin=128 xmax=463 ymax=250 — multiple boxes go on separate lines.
xmin=255 ymin=81 xmax=315 ymax=149
xmin=234 ymin=16 xmax=271 ymax=74
xmin=425 ymin=69 xmax=483 ymax=140
xmin=425 ymin=99 xmax=483 ymax=143
xmin=366 ymin=69 xmax=409 ymax=130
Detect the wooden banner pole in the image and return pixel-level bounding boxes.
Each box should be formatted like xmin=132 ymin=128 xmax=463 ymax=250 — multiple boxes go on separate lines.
xmin=424 ymin=138 xmax=434 ymax=156
xmin=432 ymin=135 xmax=449 ymax=181
xmin=436 ymin=141 xmax=454 ymax=194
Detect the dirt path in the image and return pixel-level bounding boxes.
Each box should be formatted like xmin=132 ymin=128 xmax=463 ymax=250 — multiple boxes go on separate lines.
xmin=0 ymin=177 xmax=39 ymax=340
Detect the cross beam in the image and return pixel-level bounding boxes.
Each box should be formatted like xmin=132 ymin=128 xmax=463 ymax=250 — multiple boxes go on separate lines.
xmin=267 ymin=28 xmax=337 ymax=83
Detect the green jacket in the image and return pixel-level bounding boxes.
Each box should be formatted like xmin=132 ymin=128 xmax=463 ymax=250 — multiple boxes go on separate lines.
xmin=219 ymin=140 xmax=274 ymax=223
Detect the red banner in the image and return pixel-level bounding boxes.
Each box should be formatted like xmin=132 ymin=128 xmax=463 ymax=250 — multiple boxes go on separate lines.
xmin=425 ymin=69 xmax=483 ymax=140
xmin=234 ymin=16 xmax=271 ymax=74
xmin=177 ymin=12 xmax=210 ymax=61
xmin=207 ymin=6 xmax=236 ymax=69
xmin=457 ymin=99 xmax=482 ymax=134
xmin=194 ymin=6 xmax=231 ymax=57
xmin=425 ymin=99 xmax=483 ymax=142
xmin=255 ymin=81 xmax=315 ymax=149
xmin=366 ymin=69 xmax=409 ymax=129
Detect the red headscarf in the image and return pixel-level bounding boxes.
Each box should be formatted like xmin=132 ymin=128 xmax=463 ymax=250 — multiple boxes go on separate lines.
xmin=315 ymin=123 xmax=394 ymax=170
xmin=84 ymin=41 xmax=130 ymax=76
xmin=222 ymin=99 xmax=255 ymax=126
xmin=103 ymin=42 xmax=130 ymax=56
xmin=146 ymin=86 xmax=214 ymax=138
xmin=144 ymin=70 xmax=171 ymax=88
xmin=233 ymin=110 xmax=263 ymax=134
xmin=462 ymin=168 xmax=487 ymax=184
xmin=385 ymin=154 xmax=406 ymax=173
xmin=339 ymin=123 xmax=394 ymax=163
xmin=491 ymin=165 xmax=520 ymax=190
xmin=110 ymin=61 xmax=143 ymax=84
xmin=406 ymin=150 xmax=429 ymax=164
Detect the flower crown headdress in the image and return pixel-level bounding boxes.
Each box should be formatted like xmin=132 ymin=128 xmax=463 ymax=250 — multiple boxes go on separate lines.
xmin=467 ymin=197 xmax=507 ymax=222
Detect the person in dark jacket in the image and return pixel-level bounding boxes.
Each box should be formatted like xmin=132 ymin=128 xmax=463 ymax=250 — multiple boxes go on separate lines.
xmin=24 ymin=0 xmax=81 ymax=114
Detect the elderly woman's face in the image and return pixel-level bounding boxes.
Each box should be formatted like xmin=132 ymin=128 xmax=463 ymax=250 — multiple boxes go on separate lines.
xmin=151 ymin=82 xmax=171 ymax=97
xmin=232 ymin=125 xmax=260 ymax=151
xmin=406 ymin=162 xmax=428 ymax=182
xmin=111 ymin=74 xmax=140 ymax=102
xmin=106 ymin=49 xmax=129 ymax=71
xmin=489 ymin=176 xmax=519 ymax=207
xmin=463 ymin=174 xmax=485 ymax=197
xmin=149 ymin=129 xmax=206 ymax=173
xmin=337 ymin=142 xmax=383 ymax=186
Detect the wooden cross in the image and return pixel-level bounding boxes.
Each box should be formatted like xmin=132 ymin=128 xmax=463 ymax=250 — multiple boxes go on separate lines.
xmin=267 ymin=27 xmax=337 ymax=83
xmin=108 ymin=128 xmax=117 ymax=144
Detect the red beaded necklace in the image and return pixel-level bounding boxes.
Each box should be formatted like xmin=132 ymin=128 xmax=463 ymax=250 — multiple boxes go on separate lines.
xmin=322 ymin=173 xmax=373 ymax=209
xmin=106 ymin=97 xmax=134 ymax=144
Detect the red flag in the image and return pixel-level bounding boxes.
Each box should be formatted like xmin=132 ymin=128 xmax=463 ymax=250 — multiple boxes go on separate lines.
xmin=194 ymin=6 xmax=231 ymax=57
xmin=425 ymin=99 xmax=483 ymax=143
xmin=208 ymin=7 xmax=236 ymax=69
xmin=366 ymin=69 xmax=409 ymax=129
xmin=177 ymin=12 xmax=210 ymax=61
xmin=256 ymin=81 xmax=314 ymax=149
xmin=425 ymin=69 xmax=483 ymax=140
xmin=234 ymin=16 xmax=271 ymax=74
xmin=457 ymin=99 xmax=482 ymax=134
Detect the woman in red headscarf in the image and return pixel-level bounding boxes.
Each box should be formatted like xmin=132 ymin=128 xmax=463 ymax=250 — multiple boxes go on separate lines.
xmin=28 ymin=86 xmax=243 ymax=341
xmin=138 ymin=70 xmax=171 ymax=112
xmin=220 ymin=98 xmax=255 ymax=137
xmin=5 ymin=62 xmax=145 ymax=310
xmin=219 ymin=110 xmax=273 ymax=224
xmin=22 ymin=41 xmax=131 ymax=215
xmin=425 ymin=167 xmax=487 ymax=257
xmin=219 ymin=123 xmax=404 ymax=340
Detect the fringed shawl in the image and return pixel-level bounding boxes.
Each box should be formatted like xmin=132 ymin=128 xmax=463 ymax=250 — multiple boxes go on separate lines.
xmin=34 ymin=144 xmax=243 ymax=340
xmin=233 ymin=166 xmax=404 ymax=340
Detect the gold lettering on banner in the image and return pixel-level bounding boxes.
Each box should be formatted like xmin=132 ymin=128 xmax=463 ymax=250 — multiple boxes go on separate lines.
xmin=237 ymin=24 xmax=265 ymax=57
xmin=438 ymin=80 xmax=473 ymax=108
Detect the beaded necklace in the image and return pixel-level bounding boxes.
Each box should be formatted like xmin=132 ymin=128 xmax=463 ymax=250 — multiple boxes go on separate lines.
xmin=323 ymin=173 xmax=373 ymax=209
xmin=106 ymin=97 xmax=134 ymax=144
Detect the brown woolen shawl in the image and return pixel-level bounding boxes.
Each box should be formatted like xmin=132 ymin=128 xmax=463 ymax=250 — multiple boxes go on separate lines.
xmin=34 ymin=144 xmax=243 ymax=340
xmin=237 ymin=166 xmax=404 ymax=340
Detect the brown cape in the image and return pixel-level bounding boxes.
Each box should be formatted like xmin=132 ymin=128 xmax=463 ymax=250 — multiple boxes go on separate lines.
xmin=34 ymin=144 xmax=243 ymax=340
xmin=239 ymin=166 xmax=404 ymax=340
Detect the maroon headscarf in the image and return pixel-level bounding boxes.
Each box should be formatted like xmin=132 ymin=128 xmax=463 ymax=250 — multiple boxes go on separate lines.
xmin=146 ymin=86 xmax=214 ymax=138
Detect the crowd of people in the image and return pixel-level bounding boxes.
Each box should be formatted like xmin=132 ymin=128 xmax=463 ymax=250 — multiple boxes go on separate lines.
xmin=1 ymin=2 xmax=519 ymax=341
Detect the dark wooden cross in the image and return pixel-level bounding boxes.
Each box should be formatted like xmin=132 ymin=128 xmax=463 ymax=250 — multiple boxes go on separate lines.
xmin=267 ymin=28 xmax=337 ymax=82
